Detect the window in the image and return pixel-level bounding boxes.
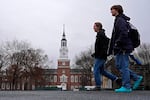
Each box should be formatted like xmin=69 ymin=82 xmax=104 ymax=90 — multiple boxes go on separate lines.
xmin=1 ymin=83 xmax=5 ymax=89
xmin=62 ymin=41 xmax=66 ymax=47
xmin=17 ymin=83 xmax=20 ymax=89
xmin=64 ymin=42 xmax=66 ymax=46
xmin=44 ymin=75 xmax=50 ymax=82
xmin=62 ymin=42 xmax=64 ymax=46
xmin=79 ymin=76 xmax=81 ymax=82
xmin=75 ymin=76 xmax=78 ymax=83
xmin=60 ymin=74 xmax=68 ymax=82
xmin=50 ymin=76 xmax=54 ymax=82
xmin=54 ymin=75 xmax=57 ymax=83
xmin=71 ymin=86 xmax=74 ymax=90
xmin=71 ymin=75 xmax=74 ymax=83
xmin=6 ymin=83 xmax=10 ymax=89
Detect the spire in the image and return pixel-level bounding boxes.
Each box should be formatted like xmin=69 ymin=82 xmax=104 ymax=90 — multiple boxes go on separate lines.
xmin=62 ymin=24 xmax=66 ymax=41
xmin=63 ymin=24 xmax=65 ymax=37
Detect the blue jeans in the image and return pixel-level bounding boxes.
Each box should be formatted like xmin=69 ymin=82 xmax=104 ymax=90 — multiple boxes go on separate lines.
xmin=129 ymin=55 xmax=142 ymax=65
xmin=94 ymin=58 xmax=117 ymax=87
xmin=115 ymin=53 xmax=140 ymax=89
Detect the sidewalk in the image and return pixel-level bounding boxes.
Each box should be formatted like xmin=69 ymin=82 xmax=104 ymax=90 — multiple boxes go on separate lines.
xmin=0 ymin=90 xmax=149 ymax=100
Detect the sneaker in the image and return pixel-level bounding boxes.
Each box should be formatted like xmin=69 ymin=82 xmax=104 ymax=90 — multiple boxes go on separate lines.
xmin=133 ymin=76 xmax=143 ymax=90
xmin=115 ymin=86 xmax=132 ymax=93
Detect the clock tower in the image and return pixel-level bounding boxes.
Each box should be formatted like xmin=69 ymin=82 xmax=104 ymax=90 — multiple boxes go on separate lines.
xmin=59 ymin=24 xmax=68 ymax=59
xmin=58 ymin=25 xmax=70 ymax=68
xmin=57 ymin=25 xmax=71 ymax=90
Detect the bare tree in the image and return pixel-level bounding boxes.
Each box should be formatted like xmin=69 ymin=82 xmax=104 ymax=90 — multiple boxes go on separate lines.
xmin=0 ymin=54 xmax=8 ymax=71
xmin=19 ymin=48 xmax=48 ymax=89
xmin=136 ymin=43 xmax=150 ymax=65
xmin=0 ymin=40 xmax=31 ymax=70
xmin=135 ymin=43 xmax=150 ymax=90
xmin=75 ymin=47 xmax=94 ymax=86
xmin=0 ymin=40 xmax=49 ymax=90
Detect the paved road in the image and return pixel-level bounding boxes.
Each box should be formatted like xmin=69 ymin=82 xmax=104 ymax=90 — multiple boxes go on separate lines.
xmin=0 ymin=90 xmax=150 ymax=100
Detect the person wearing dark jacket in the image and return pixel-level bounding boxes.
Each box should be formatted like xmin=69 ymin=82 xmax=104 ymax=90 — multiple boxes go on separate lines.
xmin=108 ymin=5 xmax=143 ymax=93
xmin=92 ymin=22 xmax=119 ymax=90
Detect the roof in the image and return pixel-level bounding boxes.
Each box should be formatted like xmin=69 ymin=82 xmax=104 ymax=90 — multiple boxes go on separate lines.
xmin=43 ymin=69 xmax=57 ymax=74
xmin=43 ymin=68 xmax=84 ymax=75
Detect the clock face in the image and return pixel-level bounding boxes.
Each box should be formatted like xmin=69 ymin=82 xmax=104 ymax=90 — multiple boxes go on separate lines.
xmin=62 ymin=62 xmax=65 ymax=65
xmin=62 ymin=48 xmax=68 ymax=52
xmin=63 ymin=52 xmax=66 ymax=56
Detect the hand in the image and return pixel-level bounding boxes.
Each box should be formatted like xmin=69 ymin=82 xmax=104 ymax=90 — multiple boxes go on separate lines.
xmin=91 ymin=53 xmax=95 ymax=58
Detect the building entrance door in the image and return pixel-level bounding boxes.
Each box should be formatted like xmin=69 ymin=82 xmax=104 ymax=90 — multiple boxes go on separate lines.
xmin=61 ymin=83 xmax=67 ymax=90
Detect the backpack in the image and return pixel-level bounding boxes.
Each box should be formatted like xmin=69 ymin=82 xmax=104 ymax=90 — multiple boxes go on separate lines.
xmin=128 ymin=22 xmax=141 ymax=48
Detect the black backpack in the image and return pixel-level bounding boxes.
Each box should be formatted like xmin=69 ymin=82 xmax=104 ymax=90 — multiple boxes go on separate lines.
xmin=128 ymin=22 xmax=141 ymax=48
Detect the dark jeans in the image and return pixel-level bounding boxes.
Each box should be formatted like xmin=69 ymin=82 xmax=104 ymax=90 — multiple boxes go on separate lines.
xmin=115 ymin=53 xmax=140 ymax=89
xmin=94 ymin=58 xmax=117 ymax=87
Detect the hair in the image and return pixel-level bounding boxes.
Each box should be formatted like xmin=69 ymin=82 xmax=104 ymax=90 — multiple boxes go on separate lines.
xmin=94 ymin=22 xmax=103 ymax=30
xmin=111 ymin=5 xmax=124 ymax=14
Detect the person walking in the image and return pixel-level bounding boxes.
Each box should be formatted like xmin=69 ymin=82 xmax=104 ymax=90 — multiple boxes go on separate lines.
xmin=108 ymin=5 xmax=143 ymax=93
xmin=92 ymin=22 xmax=120 ymax=90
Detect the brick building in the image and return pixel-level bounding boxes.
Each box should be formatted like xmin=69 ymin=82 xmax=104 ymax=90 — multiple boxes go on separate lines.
xmin=42 ymin=26 xmax=93 ymax=90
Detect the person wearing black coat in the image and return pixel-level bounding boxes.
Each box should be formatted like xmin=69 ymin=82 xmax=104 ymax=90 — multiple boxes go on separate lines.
xmin=109 ymin=5 xmax=143 ymax=93
xmin=94 ymin=29 xmax=109 ymax=60
xmin=108 ymin=13 xmax=133 ymax=55
xmin=92 ymin=22 xmax=119 ymax=90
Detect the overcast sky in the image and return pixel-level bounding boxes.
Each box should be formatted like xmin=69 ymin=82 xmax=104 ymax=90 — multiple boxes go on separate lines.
xmin=0 ymin=0 xmax=150 ymax=67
